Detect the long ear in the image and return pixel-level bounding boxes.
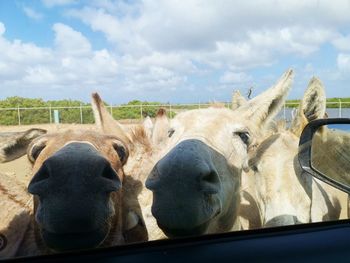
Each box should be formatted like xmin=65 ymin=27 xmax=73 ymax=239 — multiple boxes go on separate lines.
xmin=238 ymin=69 xmax=293 ymax=129
xmin=151 ymin=108 xmax=170 ymax=146
xmin=290 ymin=77 xmax=326 ymax=137
xmin=0 ymin=128 xmax=47 ymax=163
xmin=142 ymin=116 xmax=153 ymax=140
xmin=91 ymin=93 xmax=132 ymax=144
xmin=232 ymin=90 xmax=248 ymax=110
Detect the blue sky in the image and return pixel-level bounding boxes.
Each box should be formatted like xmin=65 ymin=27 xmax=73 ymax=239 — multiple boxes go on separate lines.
xmin=0 ymin=0 xmax=350 ymax=103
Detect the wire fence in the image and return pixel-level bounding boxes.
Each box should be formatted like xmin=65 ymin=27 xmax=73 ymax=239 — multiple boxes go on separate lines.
xmin=0 ymin=102 xmax=349 ymax=126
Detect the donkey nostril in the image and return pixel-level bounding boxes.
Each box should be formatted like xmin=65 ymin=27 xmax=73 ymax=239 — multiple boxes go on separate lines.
xmin=100 ymin=162 xmax=122 ymax=192
xmin=199 ymin=170 xmax=220 ymax=194
xmin=31 ymin=162 xmax=50 ymax=183
xmin=101 ymin=163 xmax=118 ymax=180
xmin=28 ymin=163 xmax=50 ymax=195
xmin=202 ymin=171 xmax=220 ymax=184
xmin=145 ymin=167 xmax=161 ymax=190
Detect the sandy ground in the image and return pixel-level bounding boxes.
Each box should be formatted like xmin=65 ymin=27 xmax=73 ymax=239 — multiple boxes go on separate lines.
xmin=0 ymin=123 xmax=96 ymax=133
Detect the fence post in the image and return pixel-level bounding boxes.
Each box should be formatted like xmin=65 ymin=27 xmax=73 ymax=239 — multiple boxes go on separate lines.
xmin=283 ymin=104 xmax=286 ymax=121
xmin=54 ymin=110 xmax=60 ymax=124
xmin=49 ymin=104 xmax=52 ymax=124
xmin=198 ymin=101 xmax=201 ymax=109
xmin=110 ymin=105 xmax=113 ymax=118
xmin=140 ymin=105 xmax=143 ymax=119
xmin=339 ymin=99 xmax=342 ymax=118
xmin=169 ymin=103 xmax=172 ymax=119
xmin=79 ymin=104 xmax=83 ymax=124
xmin=17 ymin=105 xmax=21 ymax=126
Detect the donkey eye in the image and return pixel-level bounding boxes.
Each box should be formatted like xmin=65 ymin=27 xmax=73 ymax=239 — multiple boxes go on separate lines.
xmin=112 ymin=142 xmax=129 ymax=165
xmin=168 ymin=128 xmax=175 ymax=138
xmin=234 ymin=131 xmax=250 ymax=146
xmin=251 ymin=164 xmax=259 ymax=172
xmin=28 ymin=140 xmax=47 ymax=163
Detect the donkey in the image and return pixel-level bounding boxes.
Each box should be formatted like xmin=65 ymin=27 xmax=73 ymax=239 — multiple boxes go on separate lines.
xmin=0 ymin=129 xmax=148 ymax=259
xmin=246 ymin=77 xmax=346 ymax=228
xmin=311 ymin=128 xmax=350 ymax=189
xmin=0 ymin=172 xmax=32 ymax=258
xmin=231 ymin=90 xmax=247 ymax=111
xmin=91 ymin=93 xmax=170 ymax=241
xmin=142 ymin=116 xmax=153 ymax=140
xmin=151 ymin=108 xmax=171 ymax=149
xmin=145 ymin=70 xmax=294 ymax=237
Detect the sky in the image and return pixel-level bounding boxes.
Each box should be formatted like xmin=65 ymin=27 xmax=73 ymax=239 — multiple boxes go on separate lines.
xmin=0 ymin=0 xmax=350 ymax=104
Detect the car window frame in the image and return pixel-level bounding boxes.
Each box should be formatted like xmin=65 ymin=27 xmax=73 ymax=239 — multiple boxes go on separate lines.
xmin=5 ymin=219 xmax=350 ymax=262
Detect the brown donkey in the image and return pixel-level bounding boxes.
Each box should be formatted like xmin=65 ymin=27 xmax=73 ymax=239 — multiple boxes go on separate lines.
xmin=91 ymin=93 xmax=169 ymax=240
xmin=0 ymin=129 xmax=147 ymax=259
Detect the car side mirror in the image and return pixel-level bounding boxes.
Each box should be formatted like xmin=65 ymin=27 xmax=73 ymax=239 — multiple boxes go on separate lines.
xmin=299 ymin=118 xmax=350 ymax=194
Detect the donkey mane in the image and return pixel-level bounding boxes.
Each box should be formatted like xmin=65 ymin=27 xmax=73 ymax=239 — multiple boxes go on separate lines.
xmin=130 ymin=125 xmax=153 ymax=154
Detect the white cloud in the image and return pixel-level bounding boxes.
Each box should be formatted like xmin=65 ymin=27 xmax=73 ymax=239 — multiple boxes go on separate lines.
xmin=121 ymin=52 xmax=197 ymax=74
xmin=122 ymin=66 xmax=187 ymax=92
xmin=0 ymin=20 xmax=190 ymax=101
xmin=66 ymin=7 xmax=149 ymax=54
xmin=42 ymin=0 xmax=76 ymax=8
xmin=3 ymin=1 xmax=350 ymax=101
xmin=0 ymin=22 xmax=120 ymax=96
xmin=337 ymin=53 xmax=350 ymax=72
xmin=247 ymin=27 xmax=335 ymax=56
xmin=0 ymin=37 xmax=52 ymax=66
xmin=23 ymin=6 xmax=44 ymax=20
xmin=220 ymin=71 xmax=252 ymax=84
xmin=0 ymin=22 xmax=5 ymax=36
xmin=333 ymin=34 xmax=350 ymax=52
xmin=53 ymin=23 xmax=91 ymax=56
xmin=66 ymin=1 xmax=343 ymax=72
xmin=24 ymin=66 xmax=56 ymax=84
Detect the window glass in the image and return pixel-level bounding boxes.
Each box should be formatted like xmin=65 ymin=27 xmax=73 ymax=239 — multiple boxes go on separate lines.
xmin=0 ymin=1 xmax=349 ymax=259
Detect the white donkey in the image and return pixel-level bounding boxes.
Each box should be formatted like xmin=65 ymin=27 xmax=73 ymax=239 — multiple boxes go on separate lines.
xmin=145 ymin=70 xmax=294 ymax=237
xmin=244 ymin=77 xmax=346 ymax=228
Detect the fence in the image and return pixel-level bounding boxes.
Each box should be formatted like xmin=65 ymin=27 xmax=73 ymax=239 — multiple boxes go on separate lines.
xmin=0 ymin=102 xmax=349 ymax=126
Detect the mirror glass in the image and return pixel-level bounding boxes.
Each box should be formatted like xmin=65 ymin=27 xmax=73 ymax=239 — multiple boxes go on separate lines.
xmin=311 ymin=124 xmax=350 ymax=188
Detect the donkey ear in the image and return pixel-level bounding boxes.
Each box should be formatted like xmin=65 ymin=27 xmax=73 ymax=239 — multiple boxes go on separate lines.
xmin=238 ymin=69 xmax=293 ymax=129
xmin=290 ymin=77 xmax=326 ymax=137
xmin=151 ymin=108 xmax=170 ymax=146
xmin=91 ymin=93 xmax=132 ymax=145
xmin=0 ymin=128 xmax=47 ymax=163
xmin=142 ymin=116 xmax=153 ymax=140
xmin=232 ymin=90 xmax=248 ymax=110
